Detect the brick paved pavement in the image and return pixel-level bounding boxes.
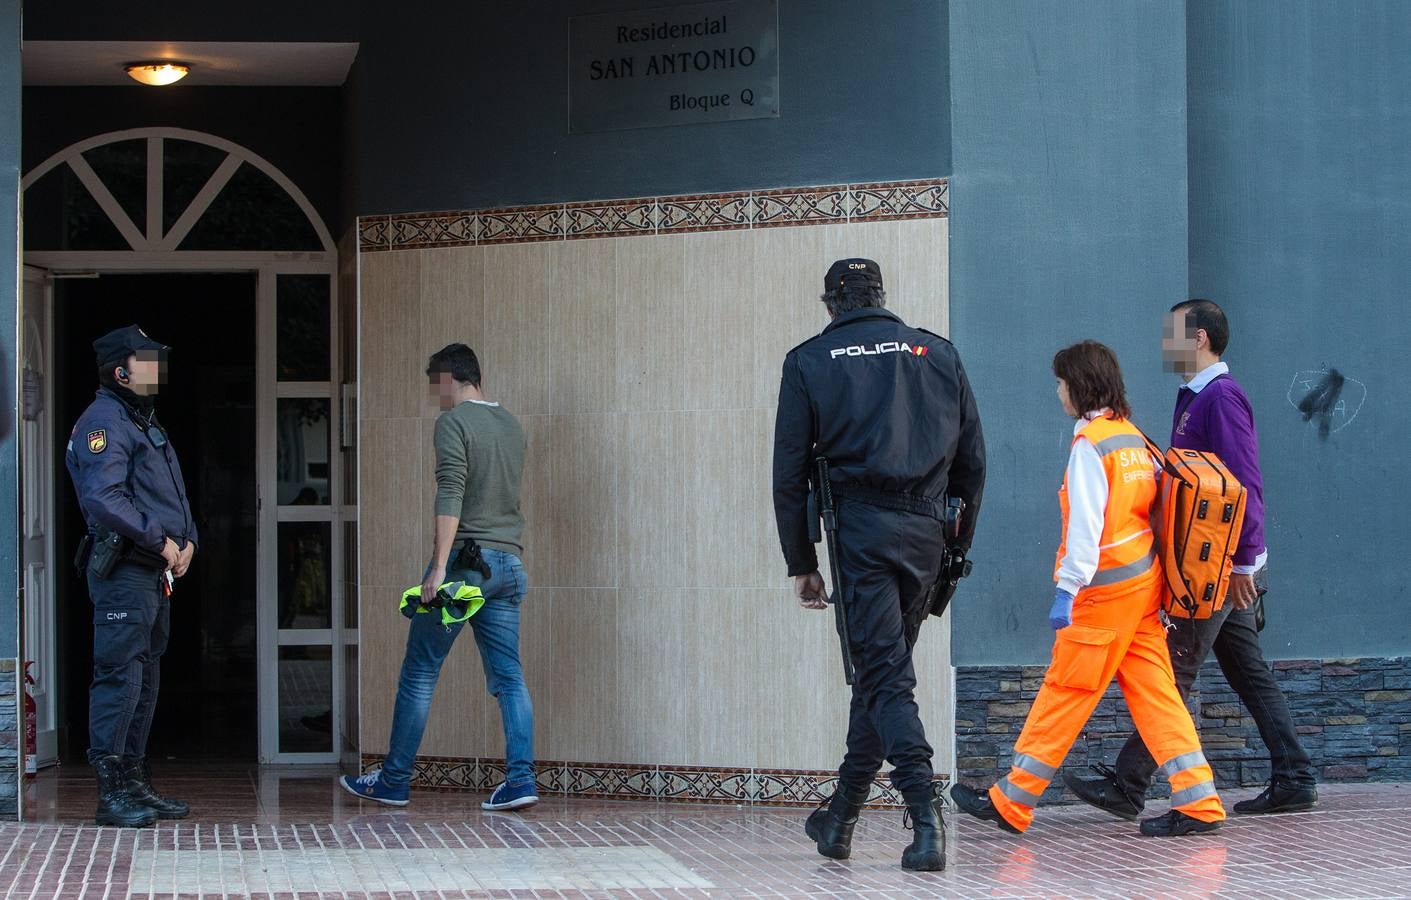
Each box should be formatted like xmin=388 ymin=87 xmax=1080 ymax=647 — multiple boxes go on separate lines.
xmin=2 ymin=767 xmax=1409 ymax=897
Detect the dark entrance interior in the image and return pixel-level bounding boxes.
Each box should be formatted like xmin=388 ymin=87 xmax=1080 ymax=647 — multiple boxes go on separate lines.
xmin=54 ymin=272 xmax=258 ymax=763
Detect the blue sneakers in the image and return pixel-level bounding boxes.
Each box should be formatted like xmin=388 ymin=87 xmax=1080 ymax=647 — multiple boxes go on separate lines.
xmin=482 ymin=780 xmax=538 ymax=811
xmin=338 ymin=770 xmax=410 ymax=807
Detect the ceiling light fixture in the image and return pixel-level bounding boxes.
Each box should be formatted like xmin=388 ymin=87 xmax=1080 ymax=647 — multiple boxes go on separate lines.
xmin=124 ymin=62 xmax=191 ymax=86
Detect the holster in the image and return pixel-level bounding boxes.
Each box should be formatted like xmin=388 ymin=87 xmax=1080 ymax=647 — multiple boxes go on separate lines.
xmin=73 ymin=534 xmax=94 ymax=577
xmin=86 ymin=531 xmax=127 ymax=580
xmin=452 ymin=539 xmax=493 ymax=581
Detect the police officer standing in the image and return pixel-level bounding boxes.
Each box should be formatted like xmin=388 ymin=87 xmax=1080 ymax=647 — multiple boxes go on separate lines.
xmin=66 ymin=325 xmax=195 ymax=827
xmin=773 ymin=260 xmax=985 ymax=871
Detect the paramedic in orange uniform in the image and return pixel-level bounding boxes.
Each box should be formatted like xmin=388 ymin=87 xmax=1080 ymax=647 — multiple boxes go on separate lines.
xmin=951 ymin=341 xmax=1226 ymax=837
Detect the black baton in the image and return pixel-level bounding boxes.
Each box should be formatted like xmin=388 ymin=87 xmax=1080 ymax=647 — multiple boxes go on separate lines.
xmin=815 ymin=457 xmax=855 ymax=685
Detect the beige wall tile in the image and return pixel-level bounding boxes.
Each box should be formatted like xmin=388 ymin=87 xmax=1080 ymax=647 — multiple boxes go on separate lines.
xmin=482 ymin=243 xmax=554 ymax=416
xmin=744 ymin=587 xmax=853 ymax=770
xmin=541 ymin=588 xmax=620 ymax=761
xmin=678 ymin=230 xmax=758 ymax=410
xmin=360 ymin=250 xmax=425 ymax=419
xmin=615 ymin=589 xmax=691 ymax=764
xmin=617 ymin=408 xmax=778 ymax=591
xmin=358 ymin=419 xmax=425 ymax=589
xmin=615 ymin=235 xmax=686 ymax=413
xmin=519 ymin=414 xmax=618 ymax=589
xmin=550 ymin=241 xmax=617 ymax=414
xmin=357 ymin=582 xmax=408 ymax=750
xmin=884 ymin=218 xmax=950 ymax=337
xmin=615 ymin=411 xmax=687 ymax=589
xmin=679 ymin=408 xmax=779 ymax=588
xmin=419 ymin=245 xmax=486 ymax=364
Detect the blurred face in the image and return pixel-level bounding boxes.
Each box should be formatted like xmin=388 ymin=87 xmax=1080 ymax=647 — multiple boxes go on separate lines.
xmin=1056 ymin=377 xmax=1077 ymax=418
xmin=428 ymin=371 xmax=460 ymax=411
xmin=125 ymin=351 xmax=167 ymax=396
xmin=1161 ymin=310 xmax=1203 ymax=376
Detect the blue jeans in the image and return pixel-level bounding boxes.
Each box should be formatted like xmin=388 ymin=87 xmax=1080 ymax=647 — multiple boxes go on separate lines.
xmin=381 ymin=549 xmax=534 ymax=788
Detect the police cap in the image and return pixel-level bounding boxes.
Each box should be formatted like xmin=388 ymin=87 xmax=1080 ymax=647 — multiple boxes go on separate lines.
xmin=825 ymin=258 xmax=883 ymax=293
xmin=93 ymin=325 xmax=170 ymax=369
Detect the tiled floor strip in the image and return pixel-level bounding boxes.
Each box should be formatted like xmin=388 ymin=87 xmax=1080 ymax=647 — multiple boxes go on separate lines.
xmin=9 ymin=769 xmax=1411 ymax=898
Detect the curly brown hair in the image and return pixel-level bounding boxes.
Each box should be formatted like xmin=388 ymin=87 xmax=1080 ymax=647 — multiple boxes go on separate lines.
xmin=1052 ymin=341 xmax=1131 ymax=420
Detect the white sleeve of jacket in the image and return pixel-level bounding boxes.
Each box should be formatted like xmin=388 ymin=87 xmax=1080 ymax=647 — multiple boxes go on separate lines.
xmin=1055 ymin=438 xmax=1107 ymax=596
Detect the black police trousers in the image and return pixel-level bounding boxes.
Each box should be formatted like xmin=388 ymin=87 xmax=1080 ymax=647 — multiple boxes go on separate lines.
xmin=87 ymin=563 xmax=170 ymax=765
xmin=834 ymin=499 xmax=946 ymax=797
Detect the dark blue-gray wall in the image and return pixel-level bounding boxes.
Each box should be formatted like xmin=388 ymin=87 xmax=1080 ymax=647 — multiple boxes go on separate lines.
xmin=1186 ymin=0 xmax=1411 ymax=659
xmin=351 ymin=0 xmax=950 ymax=214
xmin=947 ymin=1 xmax=1190 ymax=665
xmin=1 ymin=0 xmax=20 ymax=661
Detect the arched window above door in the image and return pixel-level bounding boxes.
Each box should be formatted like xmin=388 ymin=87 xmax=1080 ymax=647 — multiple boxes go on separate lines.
xmin=22 ymin=128 xmax=333 ymax=254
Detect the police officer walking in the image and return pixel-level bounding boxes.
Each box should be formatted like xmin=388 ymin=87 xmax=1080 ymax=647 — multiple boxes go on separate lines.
xmin=773 ymin=260 xmax=986 ymax=871
xmin=66 ymin=325 xmax=195 ymax=827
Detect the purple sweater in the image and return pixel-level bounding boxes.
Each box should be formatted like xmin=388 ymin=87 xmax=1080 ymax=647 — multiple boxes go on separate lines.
xmin=1170 ymin=374 xmax=1266 ymax=567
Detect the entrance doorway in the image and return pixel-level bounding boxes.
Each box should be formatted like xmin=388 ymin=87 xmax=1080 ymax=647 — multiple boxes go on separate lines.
xmin=53 ymin=272 xmax=258 ymax=761
xmin=22 ymin=128 xmax=351 ymax=768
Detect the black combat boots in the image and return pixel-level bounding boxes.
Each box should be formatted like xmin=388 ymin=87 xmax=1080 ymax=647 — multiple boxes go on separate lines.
xmin=123 ymin=757 xmax=190 ymax=819
xmin=93 ymin=755 xmax=157 ymax=828
xmin=804 ymin=784 xmax=870 ymax=860
xmin=900 ymin=785 xmax=946 ymax=871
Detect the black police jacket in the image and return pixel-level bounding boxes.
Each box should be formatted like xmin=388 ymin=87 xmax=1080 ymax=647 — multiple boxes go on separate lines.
xmin=772 ymin=307 xmax=986 ymax=576
xmin=66 ymin=389 xmax=199 ymax=554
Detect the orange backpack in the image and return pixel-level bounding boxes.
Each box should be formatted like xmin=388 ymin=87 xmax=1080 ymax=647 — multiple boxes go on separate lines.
xmin=1141 ymin=437 xmax=1248 ymax=619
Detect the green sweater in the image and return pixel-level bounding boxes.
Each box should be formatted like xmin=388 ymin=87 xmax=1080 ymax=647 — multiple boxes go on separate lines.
xmin=432 ymin=400 xmax=526 ymax=555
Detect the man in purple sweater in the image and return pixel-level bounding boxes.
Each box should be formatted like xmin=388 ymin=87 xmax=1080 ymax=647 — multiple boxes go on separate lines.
xmin=1064 ymin=299 xmax=1318 ymax=817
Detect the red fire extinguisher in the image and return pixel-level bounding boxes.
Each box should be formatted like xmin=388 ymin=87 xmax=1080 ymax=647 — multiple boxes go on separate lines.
xmin=23 ymin=662 xmax=37 ymax=778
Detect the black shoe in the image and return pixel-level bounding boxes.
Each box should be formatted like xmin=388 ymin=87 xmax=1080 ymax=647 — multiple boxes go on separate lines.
xmin=949 ymin=783 xmax=1021 ymax=835
xmin=122 ymin=757 xmax=190 ymax=820
xmin=804 ymin=785 xmax=868 ymax=860
xmin=1233 ymin=779 xmax=1317 ymax=815
xmin=1061 ymin=765 xmax=1143 ymax=822
xmin=93 ymin=756 xmax=157 ymax=828
xmin=1139 ymin=809 xmax=1222 ymax=837
xmin=900 ymin=786 xmax=946 ymax=871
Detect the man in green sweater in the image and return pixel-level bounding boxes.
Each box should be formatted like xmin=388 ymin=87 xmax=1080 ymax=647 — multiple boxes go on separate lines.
xmin=340 ymin=343 xmax=536 ymax=811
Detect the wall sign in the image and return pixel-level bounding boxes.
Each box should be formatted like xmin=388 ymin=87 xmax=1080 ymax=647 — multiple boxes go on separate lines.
xmin=569 ymin=0 xmax=780 ymax=134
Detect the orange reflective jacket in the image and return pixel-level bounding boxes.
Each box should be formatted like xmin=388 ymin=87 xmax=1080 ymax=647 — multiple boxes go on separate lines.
xmin=1055 ymin=416 xmax=1160 ymax=598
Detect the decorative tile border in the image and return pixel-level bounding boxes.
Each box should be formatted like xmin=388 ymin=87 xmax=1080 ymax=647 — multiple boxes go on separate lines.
xmin=359 ymin=178 xmax=948 ymax=251
xmin=361 ymin=754 xmax=944 ymax=809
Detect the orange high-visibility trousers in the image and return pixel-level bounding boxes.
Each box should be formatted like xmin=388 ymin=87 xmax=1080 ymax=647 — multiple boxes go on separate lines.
xmin=988 ymin=568 xmax=1226 ymax=832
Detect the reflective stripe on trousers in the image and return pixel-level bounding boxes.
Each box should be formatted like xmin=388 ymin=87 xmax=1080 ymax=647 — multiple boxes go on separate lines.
xmin=1161 ymin=749 xmax=1220 ymax=810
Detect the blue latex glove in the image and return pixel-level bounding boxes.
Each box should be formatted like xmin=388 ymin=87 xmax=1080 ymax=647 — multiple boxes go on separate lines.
xmin=1049 ymin=589 xmax=1075 ymax=630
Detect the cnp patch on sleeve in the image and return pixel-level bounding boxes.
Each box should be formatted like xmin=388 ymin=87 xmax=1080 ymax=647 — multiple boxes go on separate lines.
xmin=87 ymin=430 xmax=107 ymax=454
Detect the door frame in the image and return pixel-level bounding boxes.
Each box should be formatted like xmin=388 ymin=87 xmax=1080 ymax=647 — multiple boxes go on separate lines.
xmin=19 ymin=265 xmax=58 ymax=773
xmin=22 ymin=127 xmax=351 ymax=764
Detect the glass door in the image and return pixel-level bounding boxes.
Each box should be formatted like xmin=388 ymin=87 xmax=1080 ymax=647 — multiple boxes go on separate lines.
xmin=257 ymin=265 xmax=345 ymax=762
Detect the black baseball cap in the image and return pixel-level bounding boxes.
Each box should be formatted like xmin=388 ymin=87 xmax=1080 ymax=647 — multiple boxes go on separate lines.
xmin=93 ymin=325 xmax=170 ymax=369
xmin=825 ymin=258 xmax=883 ymax=292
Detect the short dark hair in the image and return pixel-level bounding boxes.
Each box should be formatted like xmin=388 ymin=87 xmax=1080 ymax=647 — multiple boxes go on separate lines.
xmin=425 ymin=343 xmax=481 ymax=387
xmin=819 ymin=284 xmax=886 ymax=318
xmin=1053 ymin=341 xmax=1132 ymax=420
xmin=1170 ymin=298 xmax=1229 ymax=355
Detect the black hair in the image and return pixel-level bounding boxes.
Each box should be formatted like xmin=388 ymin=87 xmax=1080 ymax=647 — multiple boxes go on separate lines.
xmin=819 ymin=284 xmax=886 ymax=318
xmin=1170 ymin=298 xmax=1229 ymax=356
xmin=425 ymin=343 xmax=482 ymax=387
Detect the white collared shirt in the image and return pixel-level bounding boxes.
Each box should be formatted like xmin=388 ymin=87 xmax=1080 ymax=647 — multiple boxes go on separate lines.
xmin=1183 ymin=360 xmax=1229 ymax=393
xmin=1178 ymin=361 xmax=1266 ymax=574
